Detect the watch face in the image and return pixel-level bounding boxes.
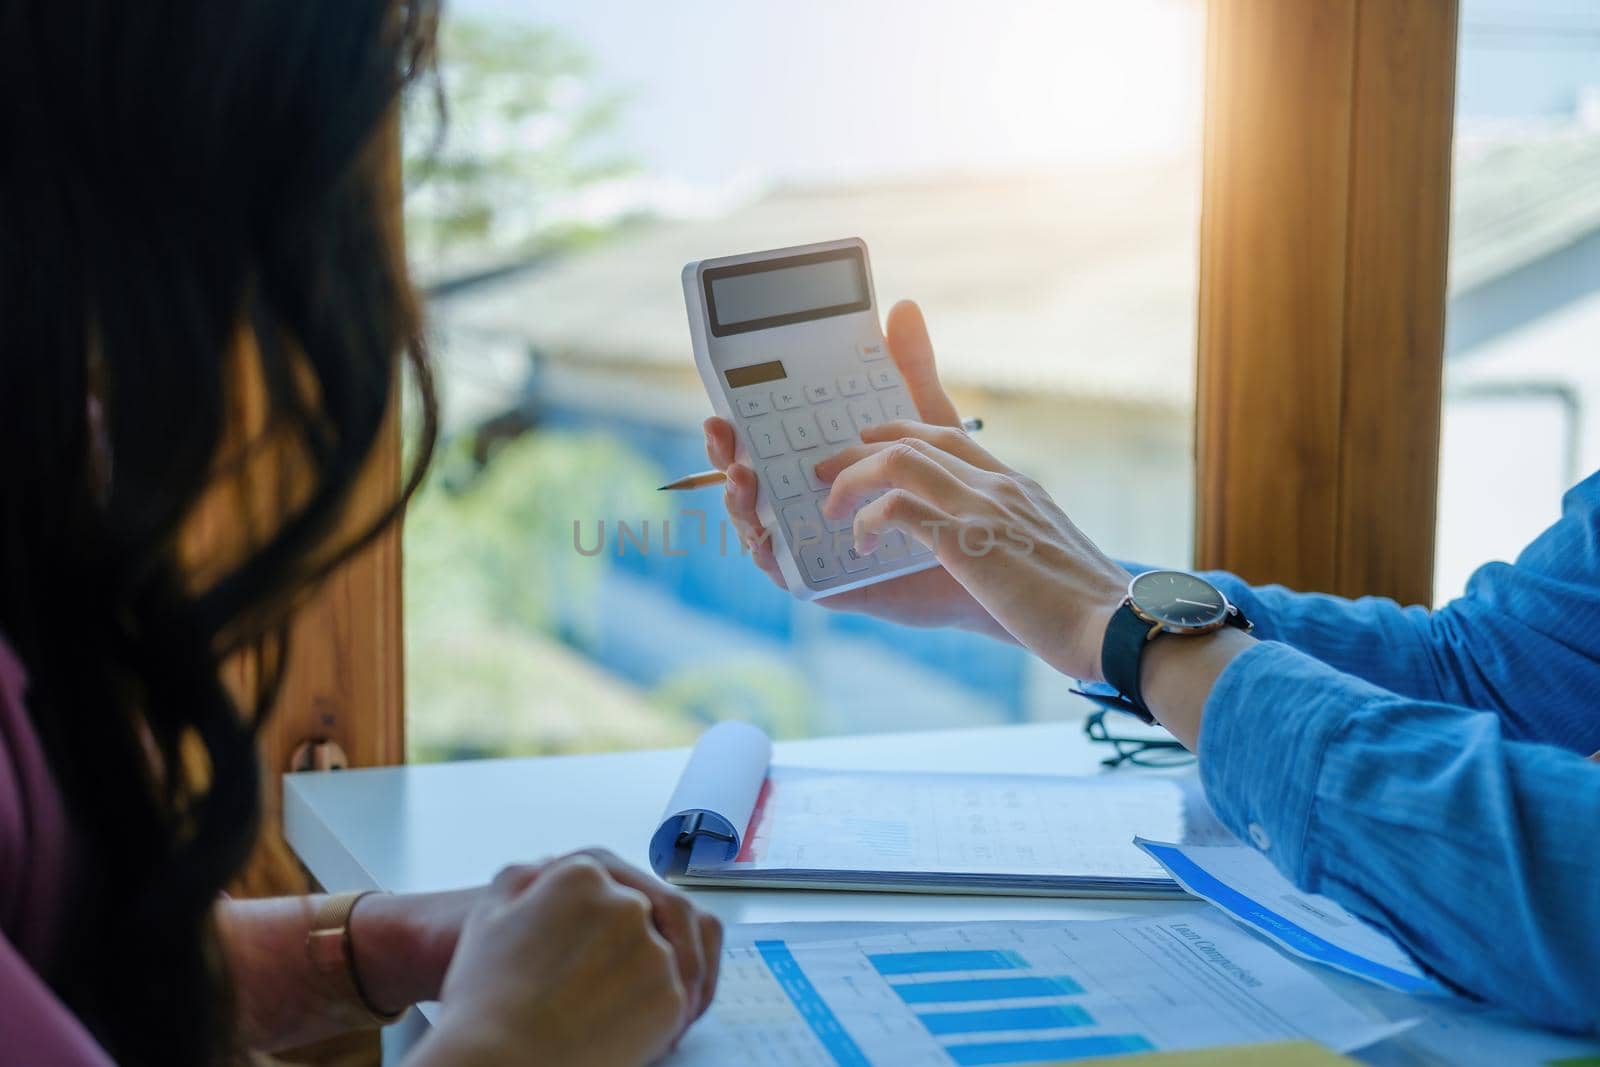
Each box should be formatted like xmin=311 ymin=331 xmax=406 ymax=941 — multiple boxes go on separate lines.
xmin=1128 ymin=570 xmax=1228 ymax=630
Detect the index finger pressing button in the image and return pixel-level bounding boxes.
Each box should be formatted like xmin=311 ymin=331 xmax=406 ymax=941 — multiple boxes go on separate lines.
xmin=803 ymin=449 xmax=842 ymax=492
xmin=839 ymin=539 xmax=873 ymax=573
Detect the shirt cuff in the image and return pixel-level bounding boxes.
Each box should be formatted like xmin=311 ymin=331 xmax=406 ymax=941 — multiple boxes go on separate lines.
xmin=1197 ymin=640 xmax=1359 ymax=884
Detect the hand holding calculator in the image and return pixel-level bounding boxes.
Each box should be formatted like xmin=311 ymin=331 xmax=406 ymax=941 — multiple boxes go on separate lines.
xmin=682 ymin=238 xmax=942 ymax=599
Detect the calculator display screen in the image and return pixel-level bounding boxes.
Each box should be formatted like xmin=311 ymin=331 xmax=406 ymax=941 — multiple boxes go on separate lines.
xmin=724 ymin=360 xmax=787 ymax=389
xmin=705 ymin=248 xmax=870 ymax=337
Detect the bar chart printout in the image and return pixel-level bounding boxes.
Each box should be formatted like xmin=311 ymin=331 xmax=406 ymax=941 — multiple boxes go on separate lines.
xmin=666 ymin=912 xmax=1410 ymax=1067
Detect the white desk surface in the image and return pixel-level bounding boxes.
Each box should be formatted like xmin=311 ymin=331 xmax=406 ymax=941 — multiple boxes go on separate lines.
xmin=283 ymin=718 xmax=1190 ymax=930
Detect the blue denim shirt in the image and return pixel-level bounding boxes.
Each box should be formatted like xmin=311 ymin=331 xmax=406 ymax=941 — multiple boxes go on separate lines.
xmin=1192 ymin=470 xmax=1600 ymax=1032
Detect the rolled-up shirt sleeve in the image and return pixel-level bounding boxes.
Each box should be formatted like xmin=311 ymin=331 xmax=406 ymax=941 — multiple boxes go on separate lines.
xmin=1200 ymin=640 xmax=1600 ymax=1034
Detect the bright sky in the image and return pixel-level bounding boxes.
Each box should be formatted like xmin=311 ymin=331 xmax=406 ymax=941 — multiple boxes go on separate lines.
xmin=454 ymin=0 xmax=1204 ymax=193
xmin=455 ymin=0 xmax=1600 ymax=197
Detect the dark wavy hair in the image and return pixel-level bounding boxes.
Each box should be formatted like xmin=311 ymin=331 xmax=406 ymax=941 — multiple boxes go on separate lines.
xmin=0 ymin=1 xmax=440 ymax=1062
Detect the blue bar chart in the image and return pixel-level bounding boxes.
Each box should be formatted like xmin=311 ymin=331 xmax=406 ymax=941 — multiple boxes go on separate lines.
xmin=756 ymin=938 xmax=1153 ymax=1066
xmin=680 ymin=915 xmax=1404 ymax=1067
xmin=891 ymin=976 xmax=1086 ymax=1005
xmin=916 ymin=1006 xmax=1094 ymax=1036
xmin=943 ymin=1036 xmax=1155 ymax=1066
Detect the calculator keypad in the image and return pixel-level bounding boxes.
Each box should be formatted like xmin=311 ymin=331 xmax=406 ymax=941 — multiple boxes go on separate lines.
xmin=745 ymin=416 xmax=786 ymax=459
xmin=816 ymin=405 xmax=853 ymax=443
xmin=846 ymin=400 xmax=881 ymax=433
xmin=729 ymin=340 xmax=936 ymax=590
xmin=765 ymin=459 xmax=804 ymax=500
xmin=780 ymin=412 xmax=820 ymax=451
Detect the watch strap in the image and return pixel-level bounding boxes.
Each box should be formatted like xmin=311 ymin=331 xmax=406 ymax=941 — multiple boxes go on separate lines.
xmin=1100 ymin=601 xmax=1159 ymax=724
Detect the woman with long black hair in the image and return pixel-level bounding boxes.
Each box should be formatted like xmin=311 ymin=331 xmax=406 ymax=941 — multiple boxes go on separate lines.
xmin=0 ymin=2 xmax=719 ymax=1063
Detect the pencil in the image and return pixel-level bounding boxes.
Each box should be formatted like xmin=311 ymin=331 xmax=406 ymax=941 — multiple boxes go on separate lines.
xmin=658 ymin=416 xmax=985 ymax=490
xmin=657 ymin=470 xmax=729 ymax=492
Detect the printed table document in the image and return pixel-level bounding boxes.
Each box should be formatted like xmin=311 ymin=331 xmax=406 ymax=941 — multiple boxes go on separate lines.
xmin=666 ymin=910 xmax=1414 ymax=1066
xmin=650 ymin=722 xmax=1222 ymax=897
xmin=1135 ymin=839 xmax=1448 ymax=996
xmin=1137 ymin=839 xmax=1600 ymax=1065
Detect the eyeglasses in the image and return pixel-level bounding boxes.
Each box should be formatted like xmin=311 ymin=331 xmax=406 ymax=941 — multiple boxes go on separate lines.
xmin=1082 ymin=707 xmax=1195 ymax=770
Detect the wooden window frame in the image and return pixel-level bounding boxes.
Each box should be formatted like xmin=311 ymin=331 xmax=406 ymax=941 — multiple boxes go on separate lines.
xmin=1195 ymin=0 xmax=1459 ymax=606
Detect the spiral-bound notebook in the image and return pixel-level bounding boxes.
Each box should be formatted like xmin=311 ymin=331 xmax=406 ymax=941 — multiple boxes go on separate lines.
xmin=648 ymin=723 xmax=1228 ymax=898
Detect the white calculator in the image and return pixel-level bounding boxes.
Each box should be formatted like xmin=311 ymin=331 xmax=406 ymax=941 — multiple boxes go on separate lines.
xmin=683 ymin=237 xmax=940 ymax=599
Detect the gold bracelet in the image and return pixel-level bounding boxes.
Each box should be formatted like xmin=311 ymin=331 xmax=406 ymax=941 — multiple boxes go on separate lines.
xmin=305 ymin=890 xmax=407 ymax=1026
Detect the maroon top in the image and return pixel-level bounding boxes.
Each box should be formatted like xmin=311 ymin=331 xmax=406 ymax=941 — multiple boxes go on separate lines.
xmin=0 ymin=640 xmax=112 ymax=1063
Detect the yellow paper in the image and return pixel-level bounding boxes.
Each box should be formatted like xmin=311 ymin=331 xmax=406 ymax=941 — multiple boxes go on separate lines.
xmin=1068 ymin=1040 xmax=1357 ymax=1066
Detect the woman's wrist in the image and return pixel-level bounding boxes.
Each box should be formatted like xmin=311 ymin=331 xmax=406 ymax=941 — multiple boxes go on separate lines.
xmin=348 ymin=889 xmax=475 ymax=1015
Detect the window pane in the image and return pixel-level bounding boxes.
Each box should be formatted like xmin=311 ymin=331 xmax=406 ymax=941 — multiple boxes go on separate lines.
xmin=404 ymin=1 xmax=1204 ymax=759
xmin=1437 ymin=1 xmax=1600 ymax=603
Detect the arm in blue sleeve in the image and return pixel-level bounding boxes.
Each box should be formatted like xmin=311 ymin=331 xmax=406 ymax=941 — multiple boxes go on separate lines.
xmin=1200 ymin=641 xmax=1600 ymax=1033
xmin=1121 ymin=469 xmax=1600 ymax=751
xmin=1199 ymin=572 xmax=1449 ymax=700
xmin=1114 ymin=558 xmax=1456 ymax=712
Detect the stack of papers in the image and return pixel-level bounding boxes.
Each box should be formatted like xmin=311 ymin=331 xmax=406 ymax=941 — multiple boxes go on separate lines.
xmin=668 ymin=911 xmax=1415 ymax=1066
xmin=649 ymin=722 xmax=1222 ymax=897
xmin=646 ymin=723 xmax=1600 ymax=1064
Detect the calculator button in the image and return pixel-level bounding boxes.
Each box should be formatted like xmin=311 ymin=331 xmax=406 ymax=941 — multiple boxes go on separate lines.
xmin=781 ymin=412 xmax=820 ymax=451
xmin=874 ymin=530 xmax=910 ymax=563
xmin=764 ymin=459 xmax=804 ymax=500
xmin=736 ymin=394 xmax=771 ymax=417
xmin=803 ymin=451 xmax=838 ymax=492
xmin=781 ymin=500 xmax=825 ymax=546
xmin=816 ymin=404 xmax=853 ymax=443
xmin=869 ymin=367 xmax=899 ymax=390
xmin=801 ymin=543 xmax=843 ymax=583
xmin=839 ymin=540 xmax=873 ymax=573
xmin=859 ymin=340 xmax=888 ymax=361
xmin=745 ymin=416 xmax=786 ymax=459
xmin=838 ymin=374 xmax=868 ymax=397
xmin=878 ymin=390 xmax=916 ymax=421
xmin=820 ymin=496 xmax=853 ymax=534
xmin=772 ymin=387 xmax=804 ymax=410
xmin=805 ymin=382 xmax=833 ymax=404
xmin=846 ymin=399 xmax=882 ymax=433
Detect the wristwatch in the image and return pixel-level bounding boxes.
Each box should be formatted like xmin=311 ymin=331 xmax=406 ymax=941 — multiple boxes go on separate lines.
xmin=1099 ymin=570 xmax=1253 ymax=724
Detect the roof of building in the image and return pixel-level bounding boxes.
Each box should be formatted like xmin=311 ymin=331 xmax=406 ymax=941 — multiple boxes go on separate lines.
xmin=1451 ymin=131 xmax=1600 ymax=293
xmin=433 ymin=130 xmax=1600 ymax=409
